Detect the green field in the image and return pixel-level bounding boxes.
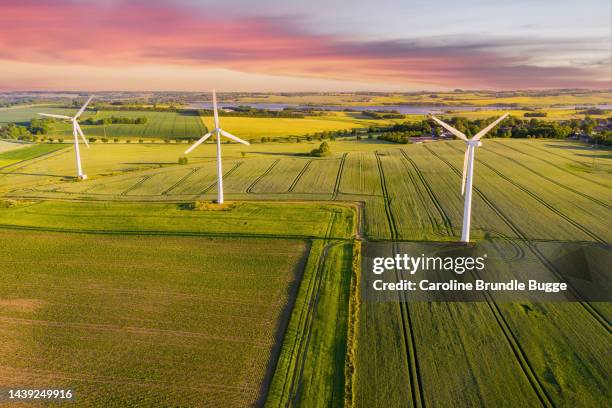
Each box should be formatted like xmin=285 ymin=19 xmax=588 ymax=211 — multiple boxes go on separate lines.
xmin=0 ymin=136 xmax=609 ymax=407
xmin=0 ymin=143 xmax=66 ymax=168
xmin=0 ymin=106 xmax=387 ymax=141
xmin=0 ymin=200 xmax=355 ymax=407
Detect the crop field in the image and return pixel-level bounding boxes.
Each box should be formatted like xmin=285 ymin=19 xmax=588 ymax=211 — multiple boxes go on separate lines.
xmin=0 ymin=140 xmax=28 ymax=153
xmin=0 ymin=201 xmax=355 ymax=407
xmin=200 ymin=115 xmax=371 ymax=139
xmin=234 ymin=90 xmax=612 ymax=108
xmin=0 ymin=137 xmax=609 ymax=407
xmin=1 ymin=106 xmax=385 ymax=141
xmin=0 ymin=106 xmax=77 ymax=125
xmin=0 ymin=143 xmax=66 ymax=168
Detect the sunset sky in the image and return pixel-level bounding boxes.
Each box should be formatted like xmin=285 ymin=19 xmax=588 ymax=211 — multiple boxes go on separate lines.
xmin=0 ymin=0 xmax=610 ymax=91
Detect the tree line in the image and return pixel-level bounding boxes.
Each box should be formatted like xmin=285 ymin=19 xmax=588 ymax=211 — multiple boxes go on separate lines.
xmin=373 ymin=116 xmax=611 ymax=145
xmin=81 ymin=116 xmax=148 ymax=125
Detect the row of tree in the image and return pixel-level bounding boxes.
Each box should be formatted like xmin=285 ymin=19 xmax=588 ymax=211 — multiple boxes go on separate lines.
xmin=81 ymin=116 xmax=148 ymax=125
xmin=372 ymin=116 xmax=611 ymax=144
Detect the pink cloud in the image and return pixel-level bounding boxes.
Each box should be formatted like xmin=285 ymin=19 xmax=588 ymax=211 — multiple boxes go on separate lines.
xmin=0 ymin=0 xmax=608 ymax=89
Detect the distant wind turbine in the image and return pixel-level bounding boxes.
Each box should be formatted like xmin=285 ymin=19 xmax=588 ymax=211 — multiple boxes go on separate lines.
xmin=184 ymin=89 xmax=250 ymax=204
xmin=429 ymin=113 xmax=508 ymax=243
xmin=39 ymin=96 xmax=93 ymax=180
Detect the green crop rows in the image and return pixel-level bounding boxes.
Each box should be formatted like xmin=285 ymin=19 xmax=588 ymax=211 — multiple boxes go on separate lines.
xmin=0 ymin=137 xmax=609 ymax=407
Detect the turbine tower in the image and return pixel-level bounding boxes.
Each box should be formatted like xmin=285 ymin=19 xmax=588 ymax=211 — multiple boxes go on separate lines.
xmin=184 ymin=89 xmax=250 ymax=204
xmin=39 ymin=96 xmax=93 ymax=180
xmin=429 ymin=113 xmax=508 ymax=243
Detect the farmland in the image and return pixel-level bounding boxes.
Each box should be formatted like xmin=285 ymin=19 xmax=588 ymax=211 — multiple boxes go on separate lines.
xmin=0 ymin=200 xmax=355 ymax=407
xmin=0 ymin=135 xmax=609 ymax=407
xmin=0 ymin=106 xmax=388 ymax=141
xmin=199 ymin=115 xmax=379 ymax=139
xmin=233 ymin=90 xmax=612 ymax=108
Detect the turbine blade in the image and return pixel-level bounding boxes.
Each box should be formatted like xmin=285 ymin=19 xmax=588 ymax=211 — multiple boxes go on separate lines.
xmin=212 ymin=89 xmax=219 ymax=129
xmin=75 ymin=122 xmax=89 ymax=148
xmin=461 ymin=148 xmax=469 ymax=195
xmin=429 ymin=115 xmax=469 ymax=142
xmin=220 ymin=129 xmax=250 ymax=145
xmin=73 ymin=95 xmax=93 ymax=119
xmin=472 ymin=113 xmax=509 ymax=141
xmin=38 ymin=113 xmax=71 ymax=120
xmin=184 ymin=132 xmax=213 ymax=154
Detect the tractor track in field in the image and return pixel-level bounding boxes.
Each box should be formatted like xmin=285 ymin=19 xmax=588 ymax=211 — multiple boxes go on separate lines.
xmin=470 ymin=268 xmax=555 ymax=408
xmin=399 ymin=149 xmax=454 ymax=237
xmin=375 ymin=152 xmax=423 ymax=406
xmin=425 ymin=145 xmax=611 ymax=333
xmin=398 ymin=155 xmax=439 ymax=235
xmin=200 ymin=162 xmax=243 ymax=194
xmin=447 ymin=144 xmax=608 ymax=244
xmin=396 ymin=149 xmax=540 ymax=407
xmin=394 ymin=249 xmax=426 ymax=408
xmin=358 ymin=153 xmax=365 ymax=193
xmin=332 ymin=153 xmax=348 ymax=200
xmin=479 ymin=159 xmax=607 ymax=244
xmin=287 ymin=160 xmax=313 ymax=193
xmin=423 ymin=146 xmax=561 ymax=406
xmin=120 ymin=175 xmax=152 ymax=196
xmin=375 ymin=151 xmax=398 ymax=240
xmin=529 ymin=142 xmax=609 ymax=169
xmin=492 ymin=141 xmax=610 ymax=190
xmin=162 ymin=167 xmax=201 ymax=195
xmin=488 ymin=142 xmax=611 ymax=210
xmin=278 ymin=214 xmax=336 ymax=407
xmin=398 ymin=147 xmax=541 ymax=406
xmin=246 ymin=159 xmax=280 ymax=194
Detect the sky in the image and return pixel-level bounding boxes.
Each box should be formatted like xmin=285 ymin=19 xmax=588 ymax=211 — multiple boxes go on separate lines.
xmin=0 ymin=0 xmax=610 ymax=91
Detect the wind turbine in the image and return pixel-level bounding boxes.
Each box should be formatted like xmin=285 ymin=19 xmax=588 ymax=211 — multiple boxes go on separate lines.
xmin=429 ymin=113 xmax=508 ymax=243
xmin=39 ymin=96 xmax=93 ymax=180
xmin=184 ymin=89 xmax=250 ymax=204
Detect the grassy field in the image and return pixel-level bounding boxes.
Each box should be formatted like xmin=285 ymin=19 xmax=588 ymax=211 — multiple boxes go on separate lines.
xmin=0 ymin=143 xmax=66 ymax=168
xmin=0 ymin=136 xmax=609 ymax=407
xmin=0 ymin=200 xmax=355 ymax=407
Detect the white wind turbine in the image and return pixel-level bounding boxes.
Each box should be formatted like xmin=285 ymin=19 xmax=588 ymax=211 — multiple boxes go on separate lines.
xmin=39 ymin=96 xmax=93 ymax=180
xmin=184 ymin=89 xmax=250 ymax=204
xmin=429 ymin=113 xmax=508 ymax=243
